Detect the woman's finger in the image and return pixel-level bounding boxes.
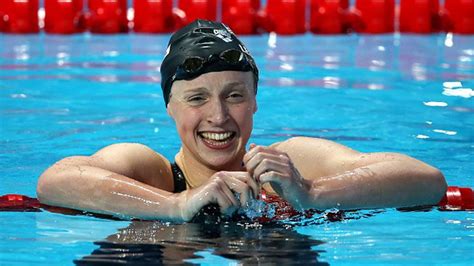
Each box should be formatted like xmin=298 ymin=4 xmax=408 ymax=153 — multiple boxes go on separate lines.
xmin=249 ymin=143 xmax=257 ymax=150
xmin=214 ymin=193 xmax=234 ymax=215
xmin=182 ymin=183 xmax=233 ymax=220
xmin=243 ymin=145 xmax=270 ymax=165
xmin=247 ymin=145 xmax=283 ymax=157
xmin=244 ymin=151 xmax=282 ymax=175
xmin=254 ymin=159 xmax=289 ymax=178
xmin=243 ymin=173 xmax=259 ymax=199
xmin=259 ymin=171 xmax=285 ymax=184
xmin=225 ymin=172 xmax=259 ymax=200
xmin=215 ymin=177 xmax=241 ymax=211
xmin=222 ymin=172 xmax=254 ymax=206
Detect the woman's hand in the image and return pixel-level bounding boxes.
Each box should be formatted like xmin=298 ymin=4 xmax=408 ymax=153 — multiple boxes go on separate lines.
xmin=243 ymin=144 xmax=312 ymax=210
xmin=174 ymin=171 xmax=259 ymax=221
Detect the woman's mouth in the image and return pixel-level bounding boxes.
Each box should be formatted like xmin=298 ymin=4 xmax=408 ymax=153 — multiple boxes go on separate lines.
xmin=198 ymin=131 xmax=236 ymax=149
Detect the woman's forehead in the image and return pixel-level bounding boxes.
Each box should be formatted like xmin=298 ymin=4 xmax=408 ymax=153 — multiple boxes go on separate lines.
xmin=171 ymin=71 xmax=254 ymax=93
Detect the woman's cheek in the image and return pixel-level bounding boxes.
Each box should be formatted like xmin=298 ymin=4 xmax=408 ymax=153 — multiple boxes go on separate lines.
xmin=175 ymin=108 xmax=200 ymax=135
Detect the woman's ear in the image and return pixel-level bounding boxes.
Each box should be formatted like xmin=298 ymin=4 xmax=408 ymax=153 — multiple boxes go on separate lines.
xmin=166 ymin=93 xmax=175 ymax=117
xmin=166 ymin=104 xmax=174 ymax=118
xmin=253 ymin=101 xmax=258 ymax=114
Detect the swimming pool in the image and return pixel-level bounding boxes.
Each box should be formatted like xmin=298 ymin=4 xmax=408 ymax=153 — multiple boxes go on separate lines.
xmin=1 ymin=33 xmax=473 ymax=264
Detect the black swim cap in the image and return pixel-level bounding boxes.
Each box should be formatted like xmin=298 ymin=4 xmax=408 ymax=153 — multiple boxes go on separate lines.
xmin=160 ymin=19 xmax=259 ymax=106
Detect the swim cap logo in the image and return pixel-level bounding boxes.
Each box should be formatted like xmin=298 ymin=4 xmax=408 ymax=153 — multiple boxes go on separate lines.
xmin=223 ymin=24 xmax=235 ymax=35
xmin=239 ymin=43 xmax=250 ymax=55
xmin=213 ymin=29 xmax=232 ymax=43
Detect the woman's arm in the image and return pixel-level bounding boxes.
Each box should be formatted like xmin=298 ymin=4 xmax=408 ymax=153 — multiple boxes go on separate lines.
xmin=303 ymin=153 xmax=447 ymax=210
xmin=36 ymin=143 xmax=181 ymax=220
xmin=244 ymin=137 xmax=447 ymax=210
xmin=37 ymin=143 xmax=259 ymax=221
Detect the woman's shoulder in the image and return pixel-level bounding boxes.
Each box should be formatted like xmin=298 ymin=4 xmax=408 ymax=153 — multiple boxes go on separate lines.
xmin=271 ymin=136 xmax=359 ymax=162
xmin=271 ymin=136 xmax=343 ymax=150
xmin=96 ymin=143 xmax=170 ymax=162
xmin=271 ymin=137 xmax=333 ymax=160
xmin=94 ymin=143 xmax=174 ymax=190
xmin=270 ymin=137 xmax=360 ymax=179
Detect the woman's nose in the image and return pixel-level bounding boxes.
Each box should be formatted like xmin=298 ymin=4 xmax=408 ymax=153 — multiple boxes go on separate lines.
xmin=206 ymin=99 xmax=229 ymax=125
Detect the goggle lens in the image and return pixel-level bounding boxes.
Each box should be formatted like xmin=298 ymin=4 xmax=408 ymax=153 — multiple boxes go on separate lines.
xmin=180 ymin=49 xmax=246 ymax=74
xmin=182 ymin=57 xmax=205 ymax=73
xmin=219 ymin=49 xmax=244 ymax=65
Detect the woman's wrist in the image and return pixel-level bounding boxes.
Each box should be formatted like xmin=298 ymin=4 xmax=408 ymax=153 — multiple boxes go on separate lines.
xmin=306 ymin=180 xmax=332 ymax=210
xmin=279 ymin=177 xmax=315 ymax=211
xmin=168 ymin=191 xmax=190 ymax=222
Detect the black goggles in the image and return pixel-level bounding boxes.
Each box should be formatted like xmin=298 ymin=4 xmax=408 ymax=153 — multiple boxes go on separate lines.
xmin=174 ymin=49 xmax=252 ymax=80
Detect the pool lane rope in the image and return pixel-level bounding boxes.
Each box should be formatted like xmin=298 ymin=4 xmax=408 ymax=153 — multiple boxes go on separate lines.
xmin=2 ymin=0 xmax=474 ymax=35
xmin=1 ymin=187 xmax=473 ymax=219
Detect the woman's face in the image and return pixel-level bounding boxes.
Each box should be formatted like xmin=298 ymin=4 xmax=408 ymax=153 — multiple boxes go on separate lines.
xmin=167 ymin=71 xmax=257 ymax=170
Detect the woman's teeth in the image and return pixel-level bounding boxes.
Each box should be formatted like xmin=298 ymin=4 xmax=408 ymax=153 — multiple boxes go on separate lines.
xmin=200 ymin=132 xmax=234 ymax=141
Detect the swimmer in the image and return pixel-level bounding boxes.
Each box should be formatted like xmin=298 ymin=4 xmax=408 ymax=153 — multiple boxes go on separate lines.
xmin=36 ymin=20 xmax=447 ymax=221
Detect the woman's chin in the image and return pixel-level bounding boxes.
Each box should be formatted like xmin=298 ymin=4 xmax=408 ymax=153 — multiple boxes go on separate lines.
xmin=197 ymin=149 xmax=244 ymax=170
xmin=200 ymin=154 xmax=242 ymax=170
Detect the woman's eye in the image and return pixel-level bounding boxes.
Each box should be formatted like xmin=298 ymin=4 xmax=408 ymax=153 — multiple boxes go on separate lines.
xmin=187 ymin=95 xmax=206 ymax=104
xmin=227 ymin=93 xmax=244 ymax=101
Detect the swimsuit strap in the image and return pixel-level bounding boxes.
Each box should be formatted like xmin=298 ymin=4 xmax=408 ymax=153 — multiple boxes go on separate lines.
xmin=171 ymin=162 xmax=187 ymax=193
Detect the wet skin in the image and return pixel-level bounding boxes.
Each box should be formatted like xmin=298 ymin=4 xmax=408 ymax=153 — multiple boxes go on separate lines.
xmin=168 ymin=71 xmax=257 ymax=174
xmin=168 ymin=71 xmax=261 ymax=218
xmin=37 ymin=71 xmax=447 ymax=221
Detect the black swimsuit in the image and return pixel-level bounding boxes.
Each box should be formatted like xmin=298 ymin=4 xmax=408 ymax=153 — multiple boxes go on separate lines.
xmin=171 ymin=162 xmax=187 ymax=193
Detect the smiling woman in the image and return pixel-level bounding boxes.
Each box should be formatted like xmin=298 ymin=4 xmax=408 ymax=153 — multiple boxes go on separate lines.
xmin=169 ymin=71 xmax=257 ymax=172
xmin=36 ymin=19 xmax=447 ymax=222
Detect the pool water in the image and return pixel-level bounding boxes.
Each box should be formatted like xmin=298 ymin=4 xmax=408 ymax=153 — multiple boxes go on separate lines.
xmin=1 ymin=33 xmax=473 ymax=265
